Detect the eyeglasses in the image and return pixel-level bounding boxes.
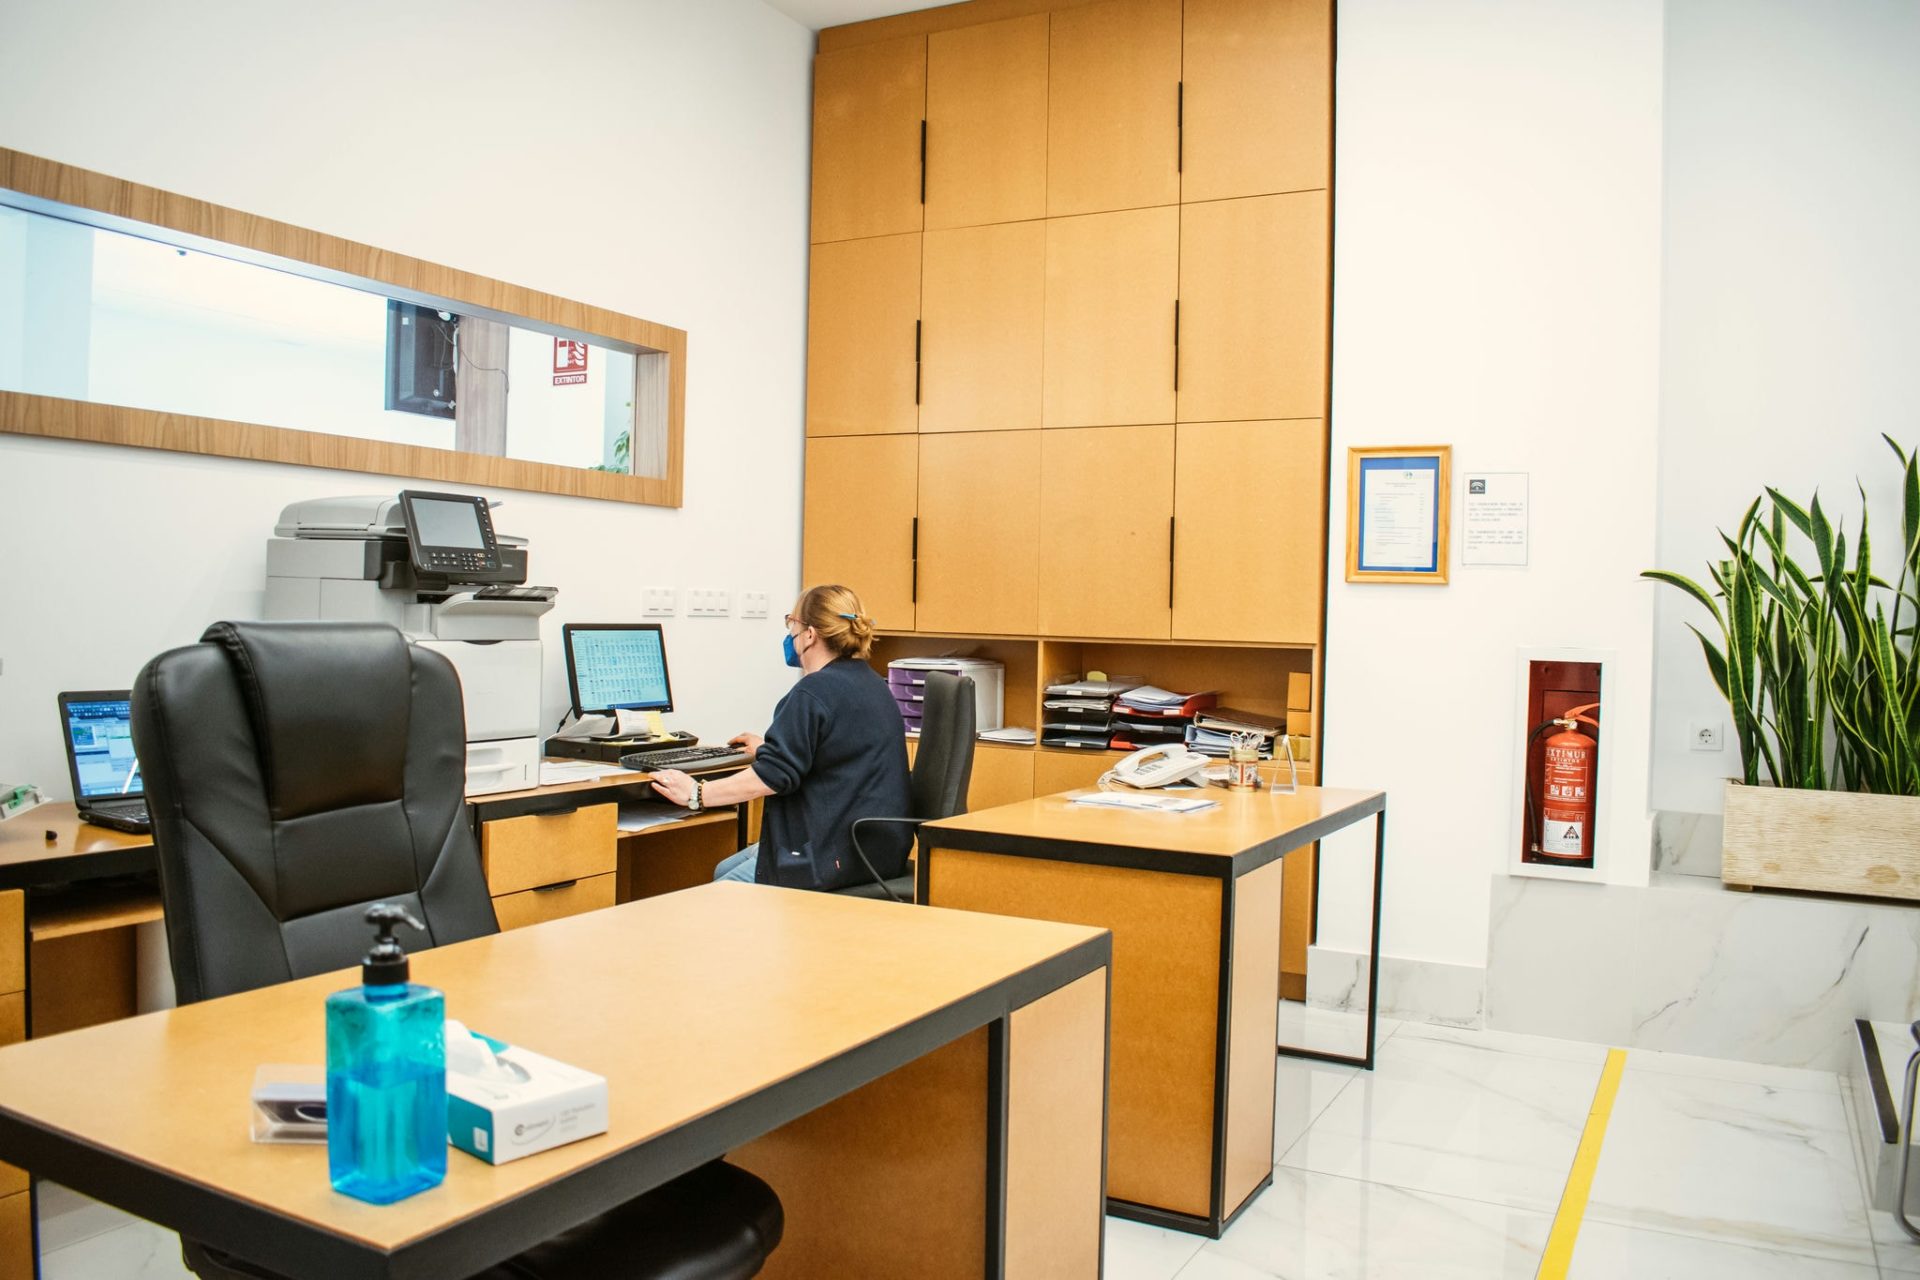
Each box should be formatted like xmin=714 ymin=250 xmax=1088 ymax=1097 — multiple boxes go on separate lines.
xmin=782 ymin=615 xmax=799 ymax=629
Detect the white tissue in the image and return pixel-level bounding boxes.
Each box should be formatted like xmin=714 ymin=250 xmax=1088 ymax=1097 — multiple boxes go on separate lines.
xmin=445 ymin=1019 xmax=510 ymax=1083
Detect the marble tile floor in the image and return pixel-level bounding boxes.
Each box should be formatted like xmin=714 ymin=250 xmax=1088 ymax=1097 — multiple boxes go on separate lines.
xmin=35 ymin=1017 xmax=1920 ymax=1278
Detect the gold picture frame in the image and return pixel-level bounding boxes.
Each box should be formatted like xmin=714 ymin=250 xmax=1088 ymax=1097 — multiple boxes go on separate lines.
xmin=1345 ymin=445 xmax=1451 ymax=584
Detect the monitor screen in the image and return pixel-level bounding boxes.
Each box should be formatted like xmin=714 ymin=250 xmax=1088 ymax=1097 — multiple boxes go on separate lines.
xmin=408 ymin=496 xmax=488 ymax=549
xmin=565 ymin=625 xmax=673 ymax=714
xmin=65 ymin=698 xmax=143 ymax=799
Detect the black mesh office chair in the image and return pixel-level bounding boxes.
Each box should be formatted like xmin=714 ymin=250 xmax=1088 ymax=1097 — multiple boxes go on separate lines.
xmin=132 ymin=621 xmax=782 ymax=1280
xmin=837 ymin=671 xmax=976 ymax=903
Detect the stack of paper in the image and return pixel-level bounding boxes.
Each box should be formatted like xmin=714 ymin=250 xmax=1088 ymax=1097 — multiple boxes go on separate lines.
xmin=1070 ymin=791 xmax=1219 ymax=814
xmin=1041 ymin=678 xmax=1139 ymax=750
xmin=978 ymin=726 xmax=1037 ymax=744
xmin=1109 ymin=687 xmax=1219 ymax=751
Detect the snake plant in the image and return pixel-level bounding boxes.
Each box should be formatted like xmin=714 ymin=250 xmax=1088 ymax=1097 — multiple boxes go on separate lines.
xmin=1644 ymin=435 xmax=1920 ymax=794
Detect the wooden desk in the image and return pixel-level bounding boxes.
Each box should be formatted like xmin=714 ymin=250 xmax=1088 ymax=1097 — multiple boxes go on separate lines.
xmin=0 ymin=884 xmax=1112 ymax=1280
xmin=921 ymin=784 xmax=1386 ymax=1238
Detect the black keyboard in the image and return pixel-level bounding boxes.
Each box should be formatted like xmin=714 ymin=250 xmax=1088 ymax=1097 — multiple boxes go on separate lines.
xmin=619 ymin=745 xmax=751 ymax=774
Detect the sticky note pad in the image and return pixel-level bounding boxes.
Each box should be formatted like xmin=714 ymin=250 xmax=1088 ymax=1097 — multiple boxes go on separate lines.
xmin=645 ymin=710 xmax=667 ymax=740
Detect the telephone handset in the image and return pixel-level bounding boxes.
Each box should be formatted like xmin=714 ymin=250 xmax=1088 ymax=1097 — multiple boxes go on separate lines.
xmin=1107 ymin=744 xmax=1211 ymax=789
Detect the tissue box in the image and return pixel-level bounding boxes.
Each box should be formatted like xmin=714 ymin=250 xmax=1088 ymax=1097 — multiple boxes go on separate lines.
xmin=447 ymin=1034 xmax=608 ymax=1165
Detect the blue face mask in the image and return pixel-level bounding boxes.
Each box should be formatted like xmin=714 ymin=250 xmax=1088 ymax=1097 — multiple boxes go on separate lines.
xmin=782 ymin=632 xmax=801 ymax=668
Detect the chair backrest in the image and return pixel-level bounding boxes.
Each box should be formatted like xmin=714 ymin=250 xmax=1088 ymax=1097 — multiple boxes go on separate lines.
xmin=909 ymin=671 xmax=976 ymax=823
xmin=130 ymin=620 xmax=498 ymax=1004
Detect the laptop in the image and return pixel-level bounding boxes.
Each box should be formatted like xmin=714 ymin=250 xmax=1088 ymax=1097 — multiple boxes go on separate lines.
xmin=57 ymin=691 xmax=151 ymax=833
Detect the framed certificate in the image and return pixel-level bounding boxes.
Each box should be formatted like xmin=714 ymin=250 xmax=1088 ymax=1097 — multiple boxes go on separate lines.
xmin=1345 ymin=446 xmax=1451 ymax=584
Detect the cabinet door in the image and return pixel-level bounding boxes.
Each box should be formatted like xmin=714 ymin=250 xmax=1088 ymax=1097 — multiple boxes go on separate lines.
xmin=1182 ymin=0 xmax=1333 ymax=203
xmin=804 ymin=435 xmax=919 ymax=631
xmin=1047 ymin=0 xmax=1182 ymax=216
xmin=807 ymin=232 xmax=922 ymax=437
xmin=813 ymin=35 xmax=926 ymax=244
xmin=917 ymin=431 xmax=1041 ymax=635
xmin=926 ymin=13 xmax=1048 ymax=229
xmin=1177 ymin=192 xmax=1330 ymax=424
xmin=1044 ymin=206 xmax=1178 ymax=429
xmin=1173 ymin=419 xmax=1326 ymax=643
xmin=1040 ymin=424 xmax=1173 ymax=639
xmin=921 ymin=222 xmax=1045 ymax=434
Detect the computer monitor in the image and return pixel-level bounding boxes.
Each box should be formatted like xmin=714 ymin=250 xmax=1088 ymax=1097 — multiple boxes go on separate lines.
xmin=57 ymin=691 xmax=144 ymax=801
xmin=563 ymin=624 xmax=674 ymax=715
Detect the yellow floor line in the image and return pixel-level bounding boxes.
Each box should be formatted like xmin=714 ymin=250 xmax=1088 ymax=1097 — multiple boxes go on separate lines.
xmin=1536 ymin=1047 xmax=1629 ymax=1280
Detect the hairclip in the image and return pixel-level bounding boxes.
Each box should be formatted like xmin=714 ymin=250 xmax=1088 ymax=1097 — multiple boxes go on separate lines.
xmin=838 ymin=612 xmax=858 ymax=621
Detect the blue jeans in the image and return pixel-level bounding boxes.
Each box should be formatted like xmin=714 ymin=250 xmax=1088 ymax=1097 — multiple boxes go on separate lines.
xmin=713 ymin=844 xmax=759 ymax=884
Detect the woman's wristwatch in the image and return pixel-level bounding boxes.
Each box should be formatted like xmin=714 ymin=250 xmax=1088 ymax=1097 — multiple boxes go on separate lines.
xmin=687 ymin=778 xmax=704 ymax=812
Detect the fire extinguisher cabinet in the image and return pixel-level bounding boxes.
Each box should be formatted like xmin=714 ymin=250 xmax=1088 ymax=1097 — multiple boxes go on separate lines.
xmin=1510 ymin=650 xmax=1612 ymax=882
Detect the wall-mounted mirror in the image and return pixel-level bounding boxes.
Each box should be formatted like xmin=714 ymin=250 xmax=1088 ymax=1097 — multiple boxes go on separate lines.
xmin=0 ymin=149 xmax=685 ymax=505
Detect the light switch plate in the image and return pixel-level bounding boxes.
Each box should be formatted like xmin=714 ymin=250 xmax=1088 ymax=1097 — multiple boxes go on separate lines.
xmin=741 ymin=592 xmax=769 ymax=620
xmin=642 ymin=588 xmax=676 ymax=618
xmin=688 ymin=589 xmax=731 ymax=618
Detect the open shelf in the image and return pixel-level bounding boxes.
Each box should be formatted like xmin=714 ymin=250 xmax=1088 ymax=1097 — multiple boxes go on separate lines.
xmin=30 ymin=884 xmax=164 ymax=942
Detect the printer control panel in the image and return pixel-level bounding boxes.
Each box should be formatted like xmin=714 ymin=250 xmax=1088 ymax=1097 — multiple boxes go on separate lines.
xmin=398 ymin=489 xmax=516 ymax=585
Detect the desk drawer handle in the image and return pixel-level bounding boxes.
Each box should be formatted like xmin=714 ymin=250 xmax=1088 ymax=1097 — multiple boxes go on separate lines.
xmin=532 ymin=879 xmax=579 ymax=894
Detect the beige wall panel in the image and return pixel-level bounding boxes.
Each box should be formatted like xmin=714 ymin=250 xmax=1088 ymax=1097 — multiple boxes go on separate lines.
xmin=1040 ymin=424 xmax=1173 ymax=638
xmin=1182 ymin=0 xmax=1334 ymax=203
xmin=806 ymin=232 xmax=923 ymax=436
xmin=732 ymin=1028 xmax=987 ymax=1278
xmin=1047 ymin=0 xmax=1182 ymax=216
xmin=1173 ymin=420 xmax=1326 ymax=643
xmin=1177 ymin=192 xmax=1331 ymax=424
xmin=1006 ymin=968 xmax=1109 ymax=1279
xmin=813 ymin=36 xmax=927 ymax=244
xmin=926 ymin=14 xmax=1049 ymax=228
xmin=921 ymin=222 xmax=1045 ymax=434
xmin=916 ymin=431 xmax=1042 ymax=635
xmin=927 ymin=851 xmax=1219 ymax=1216
xmin=1044 ymin=207 xmax=1178 ymax=428
xmin=803 ymin=435 xmax=919 ymax=631
xmin=1223 ymin=858 xmax=1283 ymax=1214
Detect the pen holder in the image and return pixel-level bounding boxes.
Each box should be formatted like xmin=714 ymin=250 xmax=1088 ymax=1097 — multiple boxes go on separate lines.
xmin=1227 ymin=737 xmax=1261 ymax=790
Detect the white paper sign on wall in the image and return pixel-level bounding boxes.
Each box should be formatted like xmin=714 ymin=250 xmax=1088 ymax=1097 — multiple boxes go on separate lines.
xmin=1462 ymin=472 xmax=1529 ymax=567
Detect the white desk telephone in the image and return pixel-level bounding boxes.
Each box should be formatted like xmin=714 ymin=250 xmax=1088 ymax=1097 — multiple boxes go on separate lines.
xmin=1106 ymin=744 xmax=1211 ymax=789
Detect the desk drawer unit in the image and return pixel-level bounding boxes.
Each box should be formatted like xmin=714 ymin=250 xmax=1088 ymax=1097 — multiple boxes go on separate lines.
xmin=491 ymin=873 xmax=617 ymax=931
xmin=481 ymin=803 xmax=617 ymax=908
xmin=0 ymin=890 xmax=24 ymax=1274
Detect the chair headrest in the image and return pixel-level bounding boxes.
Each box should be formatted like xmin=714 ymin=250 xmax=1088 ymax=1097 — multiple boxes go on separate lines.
xmin=201 ymin=620 xmax=414 ymax=819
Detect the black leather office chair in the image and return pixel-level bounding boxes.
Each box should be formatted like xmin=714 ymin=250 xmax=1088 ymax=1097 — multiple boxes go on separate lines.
xmin=132 ymin=621 xmax=782 ymax=1280
xmin=837 ymin=671 xmax=976 ymax=903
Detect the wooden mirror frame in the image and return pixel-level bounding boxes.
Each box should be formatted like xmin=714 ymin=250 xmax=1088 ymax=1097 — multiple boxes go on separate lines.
xmin=0 ymin=148 xmax=686 ymax=506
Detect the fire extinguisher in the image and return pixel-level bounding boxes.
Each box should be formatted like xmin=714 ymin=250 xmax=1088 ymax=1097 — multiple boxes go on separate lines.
xmin=1529 ymin=703 xmax=1600 ymax=861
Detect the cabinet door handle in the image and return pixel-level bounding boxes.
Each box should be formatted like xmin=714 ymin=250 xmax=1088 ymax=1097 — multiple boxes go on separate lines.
xmin=914 ymin=318 xmax=922 ymax=406
xmin=1172 ymin=299 xmax=1180 ymax=393
xmin=920 ymin=118 xmax=928 ymax=204
xmin=1176 ymin=81 xmax=1184 ymax=173
xmin=533 ymin=879 xmax=579 ymax=894
xmin=1169 ymin=515 xmax=1176 ymax=608
xmin=911 ymin=516 xmax=920 ymax=603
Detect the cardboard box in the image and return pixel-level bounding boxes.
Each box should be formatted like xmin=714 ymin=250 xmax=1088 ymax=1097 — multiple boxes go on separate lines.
xmin=447 ymin=1033 xmax=608 ymax=1165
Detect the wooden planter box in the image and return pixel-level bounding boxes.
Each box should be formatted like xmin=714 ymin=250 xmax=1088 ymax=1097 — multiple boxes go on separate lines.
xmin=1723 ymin=780 xmax=1920 ymax=900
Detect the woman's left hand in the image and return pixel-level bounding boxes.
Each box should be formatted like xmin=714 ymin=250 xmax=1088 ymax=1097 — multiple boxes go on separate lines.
xmin=650 ymin=768 xmax=696 ymax=807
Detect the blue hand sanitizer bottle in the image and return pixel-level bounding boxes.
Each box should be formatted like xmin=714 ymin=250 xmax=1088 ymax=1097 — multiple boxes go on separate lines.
xmin=326 ymin=904 xmax=446 ymax=1204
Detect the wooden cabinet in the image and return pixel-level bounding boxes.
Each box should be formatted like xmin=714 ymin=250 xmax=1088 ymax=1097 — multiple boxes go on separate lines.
xmin=1046 ymin=0 xmax=1182 ymax=216
xmin=920 ymin=222 xmax=1045 ymax=434
xmin=812 ymin=35 xmax=926 ymax=244
xmin=917 ymin=431 xmax=1041 ymax=635
xmin=1033 ymin=748 xmax=1120 ymax=796
xmin=926 ymin=14 xmax=1048 ymax=228
xmin=804 ymin=435 xmax=918 ymax=630
xmin=493 ymin=874 xmax=618 ymax=932
xmin=910 ymin=739 xmax=1036 ymax=811
xmin=806 ymin=233 xmax=922 ymax=437
xmin=0 ymin=890 xmax=24 ymax=1266
xmin=1174 ymin=419 xmax=1326 ymax=643
xmin=480 ymin=803 xmax=617 ymax=931
xmin=1177 ymin=191 xmax=1330 ymax=424
xmin=1039 ymin=424 xmax=1173 ymax=639
xmin=1044 ymin=206 xmax=1178 ymax=429
xmin=1182 ymin=0 xmax=1334 ymax=203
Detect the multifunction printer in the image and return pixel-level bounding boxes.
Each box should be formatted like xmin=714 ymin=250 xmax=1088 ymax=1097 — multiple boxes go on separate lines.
xmin=264 ymin=490 xmax=554 ymax=796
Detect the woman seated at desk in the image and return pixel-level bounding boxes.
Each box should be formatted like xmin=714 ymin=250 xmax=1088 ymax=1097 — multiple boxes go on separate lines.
xmin=649 ymin=584 xmax=912 ymax=891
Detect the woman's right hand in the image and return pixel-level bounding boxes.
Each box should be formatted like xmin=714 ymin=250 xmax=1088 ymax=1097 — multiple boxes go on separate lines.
xmin=729 ymin=732 xmax=764 ymax=760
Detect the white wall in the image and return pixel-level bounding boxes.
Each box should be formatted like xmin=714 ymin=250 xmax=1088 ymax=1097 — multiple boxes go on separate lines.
xmin=1318 ymin=0 xmax=1666 ymax=972
xmin=0 ymin=0 xmax=815 ymax=798
xmin=1649 ymin=0 xmax=1920 ymax=815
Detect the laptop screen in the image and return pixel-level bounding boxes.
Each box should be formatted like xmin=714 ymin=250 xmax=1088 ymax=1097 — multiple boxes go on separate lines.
xmin=63 ymin=696 xmax=144 ymax=800
xmin=564 ymin=624 xmax=673 ymax=715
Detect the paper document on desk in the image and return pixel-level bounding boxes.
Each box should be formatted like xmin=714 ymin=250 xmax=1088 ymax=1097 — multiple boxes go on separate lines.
xmin=539 ymin=761 xmax=631 ymax=786
xmin=1070 ymin=791 xmax=1218 ymax=814
xmin=617 ymin=803 xmax=691 ymax=832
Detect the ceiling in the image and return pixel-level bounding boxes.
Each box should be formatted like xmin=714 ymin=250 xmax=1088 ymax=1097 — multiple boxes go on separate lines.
xmin=763 ymin=0 xmax=952 ymax=31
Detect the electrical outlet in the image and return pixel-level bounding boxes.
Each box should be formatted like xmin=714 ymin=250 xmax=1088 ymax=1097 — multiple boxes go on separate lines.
xmin=1689 ymin=721 xmax=1724 ymax=752
xmin=741 ymin=591 xmax=770 ymax=620
xmin=688 ymin=589 xmax=731 ymax=618
xmin=642 ymin=588 xmax=676 ymax=618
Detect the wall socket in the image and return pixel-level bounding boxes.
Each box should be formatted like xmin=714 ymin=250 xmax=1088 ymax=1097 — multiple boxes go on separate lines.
xmin=688 ymin=589 xmax=731 ymax=618
xmin=1689 ymin=721 xmax=1724 ymax=752
xmin=740 ymin=591 xmax=769 ymax=620
xmin=642 ymin=588 xmax=676 ymax=618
